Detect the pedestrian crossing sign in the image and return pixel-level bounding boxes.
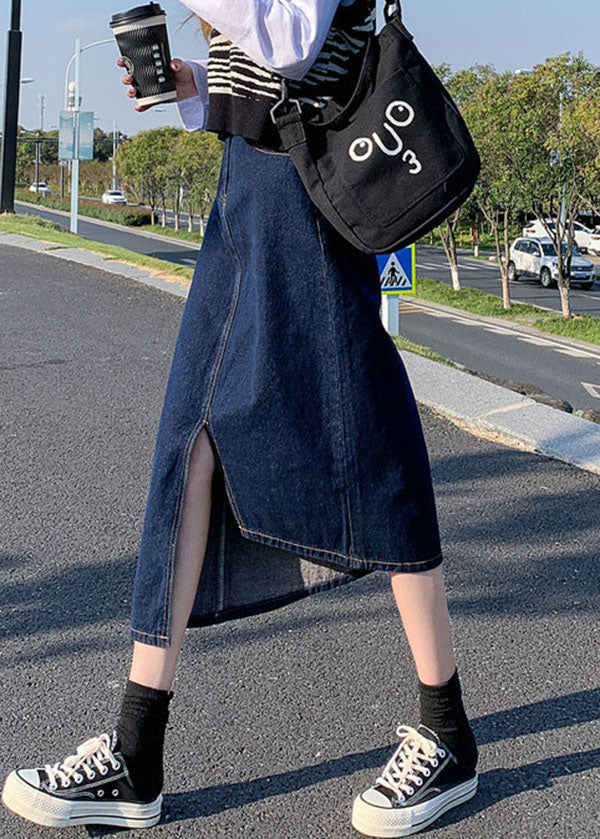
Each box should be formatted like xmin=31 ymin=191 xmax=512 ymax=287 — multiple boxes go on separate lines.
xmin=376 ymin=245 xmax=416 ymax=295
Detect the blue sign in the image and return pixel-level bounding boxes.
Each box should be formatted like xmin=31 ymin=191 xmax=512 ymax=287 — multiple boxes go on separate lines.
xmin=59 ymin=111 xmax=75 ymax=160
xmin=78 ymin=112 xmax=94 ymax=161
xmin=58 ymin=110 xmax=94 ymax=161
xmin=376 ymin=245 xmax=416 ymax=294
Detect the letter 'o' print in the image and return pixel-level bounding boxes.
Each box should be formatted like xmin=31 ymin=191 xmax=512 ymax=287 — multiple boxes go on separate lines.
xmin=385 ymin=100 xmax=415 ymax=127
xmin=349 ymin=137 xmax=374 ymax=162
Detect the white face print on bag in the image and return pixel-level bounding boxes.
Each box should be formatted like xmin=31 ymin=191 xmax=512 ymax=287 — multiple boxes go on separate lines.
xmin=348 ymin=100 xmax=422 ymax=174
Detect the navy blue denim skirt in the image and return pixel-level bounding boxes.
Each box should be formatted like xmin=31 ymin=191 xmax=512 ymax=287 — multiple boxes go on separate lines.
xmin=129 ymin=134 xmax=443 ymax=647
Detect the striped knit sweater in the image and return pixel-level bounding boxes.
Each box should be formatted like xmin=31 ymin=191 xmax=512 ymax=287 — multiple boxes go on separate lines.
xmin=204 ymin=0 xmax=376 ymax=150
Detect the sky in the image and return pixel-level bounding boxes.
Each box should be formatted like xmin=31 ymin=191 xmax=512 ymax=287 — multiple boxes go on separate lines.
xmin=2 ymin=0 xmax=599 ymax=136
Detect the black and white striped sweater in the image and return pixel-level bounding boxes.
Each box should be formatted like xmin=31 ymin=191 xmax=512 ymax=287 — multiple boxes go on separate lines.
xmin=204 ymin=0 xmax=377 ymax=150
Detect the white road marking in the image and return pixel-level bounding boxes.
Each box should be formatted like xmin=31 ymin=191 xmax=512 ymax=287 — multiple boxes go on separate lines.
xmin=401 ymin=300 xmax=600 ymax=362
xmin=553 ymin=347 xmax=600 ymax=359
xmin=581 ymin=382 xmax=600 ymax=399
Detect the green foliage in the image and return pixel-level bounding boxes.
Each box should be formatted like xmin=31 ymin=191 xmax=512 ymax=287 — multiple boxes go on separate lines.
xmin=437 ymin=54 xmax=600 ymax=316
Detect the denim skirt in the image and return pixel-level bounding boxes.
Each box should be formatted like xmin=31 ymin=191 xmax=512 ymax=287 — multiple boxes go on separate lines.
xmin=129 ymin=134 xmax=443 ymax=647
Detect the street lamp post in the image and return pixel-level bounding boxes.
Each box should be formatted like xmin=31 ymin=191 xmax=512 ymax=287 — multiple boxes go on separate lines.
xmin=0 ymin=0 xmax=23 ymax=213
xmin=62 ymin=37 xmax=113 ymax=234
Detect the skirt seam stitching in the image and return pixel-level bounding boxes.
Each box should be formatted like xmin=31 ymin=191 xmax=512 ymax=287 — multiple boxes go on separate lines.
xmin=313 ymin=208 xmax=356 ymax=555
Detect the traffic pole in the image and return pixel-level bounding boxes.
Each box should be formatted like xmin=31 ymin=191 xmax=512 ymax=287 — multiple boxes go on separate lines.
xmin=0 ymin=0 xmax=23 ymax=214
xmin=70 ymin=38 xmax=81 ymax=235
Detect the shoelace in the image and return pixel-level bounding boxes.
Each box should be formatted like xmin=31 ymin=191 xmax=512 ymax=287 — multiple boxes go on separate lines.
xmin=376 ymin=725 xmax=446 ymax=803
xmin=44 ymin=732 xmax=121 ymax=791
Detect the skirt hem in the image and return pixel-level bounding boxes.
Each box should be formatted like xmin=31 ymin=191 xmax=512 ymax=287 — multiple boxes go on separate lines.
xmin=238 ymin=523 xmax=444 ymax=574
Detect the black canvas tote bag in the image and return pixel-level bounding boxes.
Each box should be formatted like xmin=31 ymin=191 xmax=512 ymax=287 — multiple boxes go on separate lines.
xmin=269 ymin=0 xmax=481 ymax=254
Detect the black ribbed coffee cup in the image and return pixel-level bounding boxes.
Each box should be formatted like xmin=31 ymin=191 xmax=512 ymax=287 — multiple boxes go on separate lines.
xmin=110 ymin=3 xmax=178 ymax=108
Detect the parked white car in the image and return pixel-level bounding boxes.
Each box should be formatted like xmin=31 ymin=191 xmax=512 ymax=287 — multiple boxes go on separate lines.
xmin=28 ymin=181 xmax=51 ymax=195
xmin=588 ymin=227 xmax=600 ymax=256
xmin=508 ymin=236 xmax=596 ymax=289
xmin=101 ymin=189 xmax=127 ymax=205
xmin=523 ymin=218 xmax=593 ymax=252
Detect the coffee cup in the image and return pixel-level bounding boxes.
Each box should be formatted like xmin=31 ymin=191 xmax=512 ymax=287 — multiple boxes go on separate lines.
xmin=110 ymin=3 xmax=178 ymax=108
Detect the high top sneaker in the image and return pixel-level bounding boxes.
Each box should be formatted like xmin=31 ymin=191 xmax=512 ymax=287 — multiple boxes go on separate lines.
xmin=351 ymin=724 xmax=477 ymax=837
xmin=1 ymin=730 xmax=161 ymax=829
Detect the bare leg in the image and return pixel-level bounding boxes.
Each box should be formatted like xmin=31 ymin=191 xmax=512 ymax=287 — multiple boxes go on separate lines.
xmin=389 ymin=565 xmax=456 ymax=686
xmin=129 ymin=427 xmax=215 ymax=691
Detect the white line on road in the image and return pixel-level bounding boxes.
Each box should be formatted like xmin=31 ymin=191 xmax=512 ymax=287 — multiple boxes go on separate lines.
xmin=581 ymin=382 xmax=600 ymax=399
xmin=401 ymin=300 xmax=600 ymax=362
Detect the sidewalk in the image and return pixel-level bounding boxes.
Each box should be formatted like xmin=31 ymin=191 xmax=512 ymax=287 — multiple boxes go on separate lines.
xmin=0 ymin=242 xmax=598 ymax=838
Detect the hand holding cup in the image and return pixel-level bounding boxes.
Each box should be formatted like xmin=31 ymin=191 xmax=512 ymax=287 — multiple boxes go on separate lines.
xmin=117 ymin=56 xmax=198 ymax=112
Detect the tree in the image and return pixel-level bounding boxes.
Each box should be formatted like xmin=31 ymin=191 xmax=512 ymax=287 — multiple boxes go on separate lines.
xmin=175 ymin=131 xmax=222 ymax=233
xmin=117 ymin=128 xmax=180 ymax=224
xmin=433 ymin=65 xmax=497 ymax=292
xmin=502 ymin=54 xmax=600 ymax=317
xmin=462 ymin=71 xmax=520 ymax=309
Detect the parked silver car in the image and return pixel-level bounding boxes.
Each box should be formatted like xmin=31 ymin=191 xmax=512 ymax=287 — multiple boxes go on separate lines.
xmin=508 ymin=236 xmax=596 ymax=290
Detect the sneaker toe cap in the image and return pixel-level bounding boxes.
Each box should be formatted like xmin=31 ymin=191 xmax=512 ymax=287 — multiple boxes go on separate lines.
xmin=15 ymin=768 xmax=43 ymax=789
xmin=357 ymin=786 xmax=395 ymax=809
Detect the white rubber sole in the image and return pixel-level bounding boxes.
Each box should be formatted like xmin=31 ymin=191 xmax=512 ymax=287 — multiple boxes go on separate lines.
xmin=351 ymin=774 xmax=478 ymax=838
xmin=1 ymin=770 xmax=162 ymax=828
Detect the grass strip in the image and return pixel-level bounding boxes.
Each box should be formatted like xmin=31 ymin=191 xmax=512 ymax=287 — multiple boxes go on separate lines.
xmin=415 ymin=276 xmax=600 ymax=347
xmin=0 ymin=213 xmax=194 ymax=284
xmin=391 ymin=334 xmax=456 ymax=367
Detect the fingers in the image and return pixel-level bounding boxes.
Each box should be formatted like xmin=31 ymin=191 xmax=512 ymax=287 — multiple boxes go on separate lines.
xmin=116 ymin=54 xmax=151 ymax=111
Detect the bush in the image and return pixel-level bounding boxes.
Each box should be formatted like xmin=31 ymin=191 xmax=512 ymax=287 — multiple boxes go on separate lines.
xmin=15 ymin=188 xmax=152 ymax=227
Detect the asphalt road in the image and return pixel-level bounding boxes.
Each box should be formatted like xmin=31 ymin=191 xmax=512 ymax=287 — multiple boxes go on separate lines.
xmin=15 ymin=201 xmax=201 ymax=268
xmin=398 ymin=300 xmax=600 ymax=412
xmin=1 ymin=245 xmax=599 ymax=838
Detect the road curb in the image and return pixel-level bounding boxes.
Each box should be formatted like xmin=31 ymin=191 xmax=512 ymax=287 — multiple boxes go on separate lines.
xmin=2 ymin=229 xmax=599 ymax=476
xmin=400 ymin=352 xmax=600 ymax=476
xmin=0 ymin=231 xmax=190 ymax=297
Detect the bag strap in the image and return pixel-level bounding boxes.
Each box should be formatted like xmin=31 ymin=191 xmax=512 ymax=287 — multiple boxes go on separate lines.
xmin=270 ymin=0 xmax=404 ymax=144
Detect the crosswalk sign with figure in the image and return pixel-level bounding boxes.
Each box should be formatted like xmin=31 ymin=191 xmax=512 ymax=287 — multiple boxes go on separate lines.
xmin=376 ymin=245 xmax=416 ymax=294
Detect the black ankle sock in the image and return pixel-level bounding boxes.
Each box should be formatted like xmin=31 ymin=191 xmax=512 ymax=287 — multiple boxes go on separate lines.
xmin=115 ymin=679 xmax=173 ymax=800
xmin=418 ymin=669 xmax=478 ymax=771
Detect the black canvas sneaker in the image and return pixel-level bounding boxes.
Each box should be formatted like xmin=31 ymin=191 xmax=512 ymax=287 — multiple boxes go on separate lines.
xmin=1 ymin=730 xmax=161 ymax=829
xmin=352 ymin=724 xmax=478 ymax=837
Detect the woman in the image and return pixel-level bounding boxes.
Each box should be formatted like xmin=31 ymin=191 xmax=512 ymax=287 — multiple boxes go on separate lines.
xmin=1 ymin=0 xmax=479 ymax=835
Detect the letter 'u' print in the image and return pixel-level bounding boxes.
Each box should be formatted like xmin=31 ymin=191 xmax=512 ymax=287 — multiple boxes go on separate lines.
xmin=348 ymin=99 xmax=422 ymax=174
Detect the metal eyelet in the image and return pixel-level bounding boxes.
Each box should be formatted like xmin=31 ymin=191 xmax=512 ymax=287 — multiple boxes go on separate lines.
xmin=112 ymin=789 xmax=119 ymax=797
xmin=438 ymin=749 xmax=446 ymax=758
xmin=97 ymin=789 xmax=105 ymax=798
xmin=406 ymin=787 xmax=414 ymax=796
xmin=87 ymin=770 xmax=96 ymax=780
xmin=432 ymin=759 xmax=439 ymax=767
xmin=415 ymin=778 xmax=423 ymax=786
xmin=100 ymin=766 xmax=109 ymax=776
xmin=113 ymin=762 xmax=121 ymax=771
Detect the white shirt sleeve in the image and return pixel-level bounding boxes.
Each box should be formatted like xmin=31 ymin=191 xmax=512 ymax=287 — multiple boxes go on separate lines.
xmin=178 ymin=0 xmax=347 ymax=81
xmin=176 ymin=58 xmax=209 ymax=132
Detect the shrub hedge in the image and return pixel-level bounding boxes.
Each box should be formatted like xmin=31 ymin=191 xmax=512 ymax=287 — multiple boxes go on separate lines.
xmin=16 ymin=189 xmax=152 ymax=227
